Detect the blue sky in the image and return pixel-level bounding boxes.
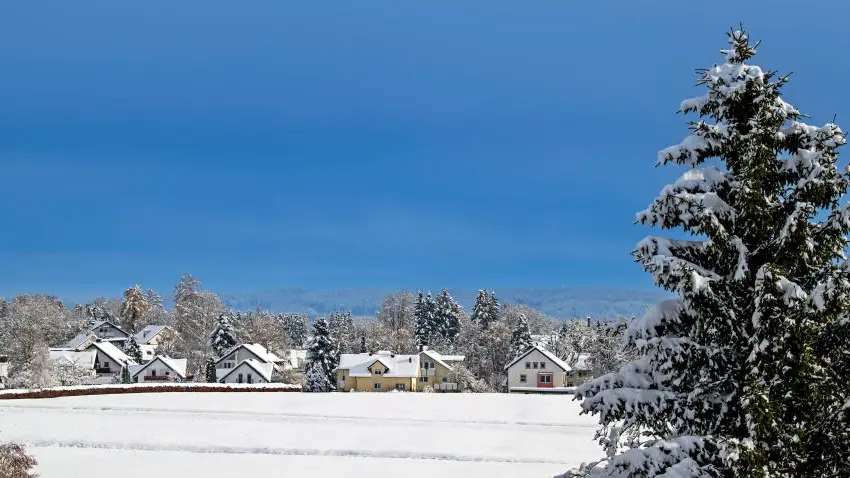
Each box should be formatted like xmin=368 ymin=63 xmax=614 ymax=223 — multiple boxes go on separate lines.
xmin=2 ymin=1 xmax=850 ymax=302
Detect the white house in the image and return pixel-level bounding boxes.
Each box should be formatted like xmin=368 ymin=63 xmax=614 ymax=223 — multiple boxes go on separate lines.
xmin=504 ymin=345 xmax=572 ymax=392
xmin=84 ymin=341 xmax=136 ymax=376
xmin=218 ymin=358 xmax=274 ymax=384
xmin=131 ymin=355 xmax=188 ymax=383
xmin=64 ymin=333 xmax=97 ymax=351
xmin=215 ymin=344 xmax=285 ymax=383
xmin=133 ymin=325 xmax=173 ymax=347
xmin=335 ymin=351 xmax=421 ymax=392
xmin=284 ymin=349 xmax=308 ymax=372
xmin=89 ymin=320 xmax=131 ymax=343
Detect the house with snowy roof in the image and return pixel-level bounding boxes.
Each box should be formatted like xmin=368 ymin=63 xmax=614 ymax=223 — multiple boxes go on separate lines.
xmin=417 ymin=348 xmax=465 ymax=392
xmin=89 ymin=320 xmax=131 ymax=344
xmin=48 ymin=349 xmax=97 ymax=372
xmin=130 ymin=355 xmax=187 ymax=383
xmin=64 ymin=333 xmax=98 ymax=351
xmin=335 ymin=351 xmax=420 ymax=392
xmin=215 ymin=343 xmax=285 ymax=383
xmin=565 ymin=353 xmax=593 ymax=387
xmin=504 ymin=344 xmax=572 ymax=393
xmin=133 ymin=325 xmax=174 ymax=347
xmin=83 ymin=340 xmax=136 ymax=376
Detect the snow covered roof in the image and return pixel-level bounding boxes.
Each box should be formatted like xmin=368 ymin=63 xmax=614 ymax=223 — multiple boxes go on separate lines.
xmin=440 ymin=354 xmax=465 ymax=362
xmin=132 ymin=355 xmax=187 ymax=379
xmin=88 ymin=341 xmax=136 ymax=366
xmin=241 ymin=343 xmax=284 ymax=364
xmin=284 ymin=349 xmax=308 ymax=369
xmin=48 ymin=349 xmax=96 ymax=368
xmin=337 ymin=352 xmax=420 ymax=378
xmin=572 ymin=353 xmax=591 ymax=371
xmin=504 ymin=345 xmax=572 ymax=372
xmin=219 ymin=359 xmax=274 ymax=382
xmin=133 ymin=325 xmax=170 ymax=344
xmin=419 ymin=350 xmax=454 ymax=371
xmin=90 ymin=320 xmax=130 ymax=337
xmin=64 ymin=333 xmax=96 ymax=351
xmin=139 ymin=344 xmax=156 ymax=360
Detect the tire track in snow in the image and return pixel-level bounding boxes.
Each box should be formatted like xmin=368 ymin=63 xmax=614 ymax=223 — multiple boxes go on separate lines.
xmin=22 ymin=439 xmax=574 ymax=465
xmin=0 ymin=405 xmax=594 ymax=431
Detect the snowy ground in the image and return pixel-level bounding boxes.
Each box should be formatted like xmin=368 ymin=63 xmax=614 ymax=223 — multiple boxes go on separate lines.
xmin=0 ymin=392 xmax=600 ymax=477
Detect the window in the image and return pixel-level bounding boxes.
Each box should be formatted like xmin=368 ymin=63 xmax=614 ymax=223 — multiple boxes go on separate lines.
xmin=248 ymin=374 xmax=253 ymax=384
xmin=374 ymin=383 xmax=381 ymax=390
xmin=375 ymin=369 xmax=382 ymax=375
xmin=540 ymin=362 xmax=546 ymax=369
xmin=442 ymin=377 xmax=448 ymax=383
xmin=238 ymin=373 xmax=243 ymax=383
xmin=520 ymin=374 xmax=527 ymax=383
xmin=423 ymin=362 xmax=429 ymax=369
xmin=104 ymin=361 xmax=110 ymax=368
xmin=165 ymin=371 xmax=170 ymax=376
xmin=395 ymin=383 xmax=405 ymax=391
xmin=533 ymin=362 xmax=538 ymax=369
xmin=540 ymin=375 xmax=552 ymax=383
xmin=151 ymin=369 xmax=156 ymax=377
xmin=422 ymin=377 xmax=428 ymax=382
xmin=525 ymin=362 xmax=531 ymax=369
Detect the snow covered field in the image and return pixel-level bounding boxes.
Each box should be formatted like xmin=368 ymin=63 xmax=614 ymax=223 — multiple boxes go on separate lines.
xmin=0 ymin=392 xmax=599 ymax=477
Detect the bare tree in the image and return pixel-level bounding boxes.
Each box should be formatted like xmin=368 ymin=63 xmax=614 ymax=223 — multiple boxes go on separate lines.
xmin=376 ymin=291 xmax=415 ymax=332
xmin=120 ymin=285 xmax=150 ymax=333
xmin=0 ymin=441 xmax=38 ymax=478
xmin=237 ymin=311 xmax=290 ymax=356
xmin=171 ymin=275 xmax=225 ymax=376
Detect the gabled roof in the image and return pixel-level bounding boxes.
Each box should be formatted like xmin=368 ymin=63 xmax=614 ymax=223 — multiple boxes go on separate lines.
xmin=64 ymin=333 xmax=96 ymax=351
xmin=132 ymin=355 xmax=187 ymax=379
xmin=48 ymin=349 xmax=96 ymax=369
xmin=88 ymin=341 xmax=136 ymax=366
xmin=216 ymin=343 xmax=283 ymax=366
xmin=90 ymin=320 xmax=130 ymax=337
xmin=218 ymin=358 xmax=274 ymax=382
xmin=504 ymin=345 xmax=571 ymax=372
xmin=133 ymin=325 xmax=171 ymax=344
xmin=419 ymin=350 xmax=454 ymax=371
xmin=337 ymin=352 xmax=420 ymax=378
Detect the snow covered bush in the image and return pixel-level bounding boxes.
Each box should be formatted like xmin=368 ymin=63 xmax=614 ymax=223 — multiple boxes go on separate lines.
xmin=51 ymin=361 xmax=95 ymax=387
xmin=0 ymin=441 xmax=38 ymax=478
xmin=304 ymin=364 xmax=327 ymax=392
xmin=566 ymin=28 xmax=850 ymax=477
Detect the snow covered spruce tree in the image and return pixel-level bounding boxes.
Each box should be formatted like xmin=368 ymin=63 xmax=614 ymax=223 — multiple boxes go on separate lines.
xmin=509 ymin=313 xmax=533 ymax=358
xmin=208 ymin=312 xmax=237 ymax=358
xmin=204 ymin=357 xmax=217 ymax=383
xmin=414 ymin=291 xmax=434 ymax=346
xmin=566 ymin=28 xmax=850 ymax=478
xmin=307 ymin=318 xmax=339 ymax=391
xmin=434 ymin=289 xmax=463 ymax=343
xmin=471 ymin=290 xmax=500 ymax=329
xmin=123 ymin=335 xmax=143 ymax=364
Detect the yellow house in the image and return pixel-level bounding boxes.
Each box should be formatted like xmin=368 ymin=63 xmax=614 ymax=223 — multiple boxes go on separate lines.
xmin=336 ymin=351 xmax=420 ymax=392
xmin=417 ymin=349 xmax=465 ymax=392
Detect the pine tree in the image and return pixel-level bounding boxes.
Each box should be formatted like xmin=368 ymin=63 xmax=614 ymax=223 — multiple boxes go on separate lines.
xmin=359 ymin=335 xmax=367 ymax=353
xmin=328 ymin=311 xmax=354 ymax=353
xmin=123 ymin=336 xmax=143 ymax=363
xmin=566 ymin=28 xmax=850 ymax=478
xmin=434 ymin=289 xmax=463 ymax=343
xmin=471 ymin=290 xmax=500 ymax=329
xmin=304 ymin=363 xmax=327 ymax=392
xmin=208 ymin=313 xmax=237 ymax=358
xmin=509 ymin=313 xmax=532 ymax=358
xmin=307 ymin=318 xmax=339 ymax=391
xmin=204 ymin=357 xmax=217 ymax=383
xmin=120 ymin=364 xmax=132 ymax=384
xmin=281 ymin=313 xmax=309 ymax=348
xmin=413 ymin=291 xmax=430 ymax=346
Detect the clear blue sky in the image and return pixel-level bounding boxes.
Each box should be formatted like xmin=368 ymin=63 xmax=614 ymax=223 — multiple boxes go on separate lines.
xmin=2 ymin=1 xmax=850 ymax=301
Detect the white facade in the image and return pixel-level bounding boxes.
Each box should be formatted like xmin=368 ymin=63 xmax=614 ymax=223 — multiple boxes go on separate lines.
xmin=505 ymin=346 xmax=571 ymax=392
xmin=133 ymin=356 xmax=187 ymax=383
xmin=90 ymin=321 xmax=130 ymax=340
xmin=218 ymin=360 xmax=272 ymax=384
xmin=85 ymin=342 xmax=135 ymax=376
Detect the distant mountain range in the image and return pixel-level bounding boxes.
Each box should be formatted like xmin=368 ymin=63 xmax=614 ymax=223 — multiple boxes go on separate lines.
xmin=219 ymin=287 xmax=670 ymax=320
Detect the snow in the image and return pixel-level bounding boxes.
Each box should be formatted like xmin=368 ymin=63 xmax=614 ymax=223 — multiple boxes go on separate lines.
xmin=63 ymin=334 xmax=95 ymax=350
xmin=133 ymin=325 xmax=168 ymax=344
xmin=241 ymin=343 xmax=284 ymax=363
xmin=48 ymin=350 xmax=96 ymax=369
xmin=504 ymin=345 xmax=572 ymax=373
xmin=88 ymin=341 xmax=135 ymax=366
xmin=0 ymin=392 xmax=599 ymax=478
xmin=342 ymin=352 xmax=421 ymax=378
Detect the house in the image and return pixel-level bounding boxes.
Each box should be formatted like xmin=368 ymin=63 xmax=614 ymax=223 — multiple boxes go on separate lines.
xmin=218 ymin=358 xmax=274 ymax=384
xmin=335 ymin=351 xmax=420 ymax=392
xmin=0 ymin=355 xmax=8 ymax=389
xmin=133 ymin=325 xmax=174 ymax=347
xmin=48 ymin=349 xmax=97 ymax=372
xmin=84 ymin=340 xmax=136 ymax=376
xmin=504 ymin=345 xmax=572 ymax=392
xmin=565 ymin=353 xmax=593 ymax=387
xmin=284 ymin=349 xmax=308 ymax=372
xmin=64 ymin=333 xmax=97 ymax=351
xmin=417 ymin=348 xmax=465 ymax=392
xmin=215 ymin=343 xmax=285 ymax=383
xmin=130 ymin=355 xmax=187 ymax=383
xmin=89 ymin=320 xmax=131 ymax=344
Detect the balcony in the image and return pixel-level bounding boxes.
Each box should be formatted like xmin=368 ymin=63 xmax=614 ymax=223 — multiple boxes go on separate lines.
xmin=433 ymin=382 xmax=458 ymax=392
xmin=95 ymin=367 xmax=112 ymax=374
xmin=143 ymin=375 xmax=172 ymax=382
xmin=420 ymin=368 xmax=435 ymax=377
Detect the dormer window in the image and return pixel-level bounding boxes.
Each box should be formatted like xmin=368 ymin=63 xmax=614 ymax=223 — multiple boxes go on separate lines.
xmin=375 ymin=369 xmax=382 ymax=375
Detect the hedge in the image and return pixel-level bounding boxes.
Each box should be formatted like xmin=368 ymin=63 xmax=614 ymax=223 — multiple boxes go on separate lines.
xmin=0 ymin=383 xmax=301 ymax=400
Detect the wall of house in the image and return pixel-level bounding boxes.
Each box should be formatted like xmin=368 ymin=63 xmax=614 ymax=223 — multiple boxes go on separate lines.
xmin=217 ymin=348 xmax=262 ymax=370
xmin=506 ymin=349 xmax=567 ymax=391
xmin=93 ymin=350 xmax=123 ymax=375
xmin=353 ymin=375 xmax=416 ymax=392
xmin=417 ymin=355 xmax=454 ymax=391
xmin=336 ymin=370 xmax=357 ymax=391
xmin=95 ymin=325 xmax=126 ymax=340
xmin=565 ymin=370 xmax=592 ymax=387
xmin=136 ymin=359 xmax=182 ymax=383
xmin=219 ymin=362 xmax=269 ymax=384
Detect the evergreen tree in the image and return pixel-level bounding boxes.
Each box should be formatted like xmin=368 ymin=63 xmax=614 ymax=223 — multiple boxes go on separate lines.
xmin=120 ymin=364 xmax=132 ymax=384
xmin=304 ymin=363 xmax=327 ymax=392
xmin=471 ymin=290 xmax=500 ymax=329
xmin=307 ymin=318 xmax=339 ymax=391
xmin=567 ymin=28 xmax=850 ymax=477
xmin=509 ymin=313 xmax=532 ymax=358
xmin=413 ymin=291 xmax=430 ymax=346
xmin=204 ymin=357 xmax=217 ymax=383
xmin=328 ymin=311 xmax=354 ymax=353
xmin=434 ymin=289 xmax=463 ymax=343
xmin=359 ymin=335 xmax=367 ymax=353
xmin=281 ymin=313 xmax=309 ymax=348
xmin=208 ymin=313 xmax=237 ymax=358
xmin=123 ymin=335 xmax=143 ymax=364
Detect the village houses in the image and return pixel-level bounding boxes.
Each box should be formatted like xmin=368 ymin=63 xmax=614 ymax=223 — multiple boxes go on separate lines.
xmin=334 ymin=348 xmax=465 ymax=392
xmin=504 ymin=344 xmax=573 ymax=393
xmin=215 ymin=343 xmax=286 ymax=384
